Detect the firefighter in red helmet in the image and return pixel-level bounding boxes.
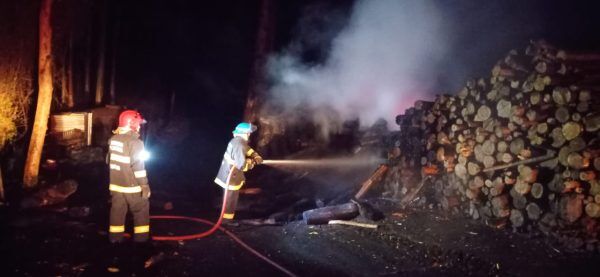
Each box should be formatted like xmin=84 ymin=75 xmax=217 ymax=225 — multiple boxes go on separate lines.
xmin=214 ymin=122 xmax=263 ymax=225
xmin=107 ymin=110 xmax=151 ymax=243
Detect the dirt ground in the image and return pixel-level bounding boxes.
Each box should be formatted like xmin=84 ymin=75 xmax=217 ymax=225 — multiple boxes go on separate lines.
xmin=2 ymin=194 xmax=600 ymax=276
xmin=1 ymin=127 xmax=599 ymax=276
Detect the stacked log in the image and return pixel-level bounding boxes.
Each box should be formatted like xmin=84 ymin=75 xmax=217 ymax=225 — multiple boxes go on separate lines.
xmin=385 ymin=101 xmax=431 ymax=203
xmin=387 ymin=40 xmax=600 ymax=249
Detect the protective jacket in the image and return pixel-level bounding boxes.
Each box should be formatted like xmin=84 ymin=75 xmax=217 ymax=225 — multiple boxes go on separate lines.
xmin=214 ymin=136 xmax=255 ymax=191
xmin=107 ymin=129 xmax=150 ymax=242
xmin=108 ymin=130 xmax=148 ymax=193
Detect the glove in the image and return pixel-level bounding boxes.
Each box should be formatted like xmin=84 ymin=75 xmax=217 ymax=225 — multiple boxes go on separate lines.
xmin=245 ymin=159 xmax=255 ymax=171
xmin=251 ymin=153 xmax=263 ymax=165
xmin=141 ymin=185 xmax=151 ymax=199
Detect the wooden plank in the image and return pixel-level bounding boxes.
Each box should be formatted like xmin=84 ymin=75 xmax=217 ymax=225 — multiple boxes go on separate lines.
xmin=328 ymin=220 xmax=378 ymax=229
xmin=354 ymin=164 xmax=389 ymax=199
xmin=483 ymin=150 xmax=555 ymax=173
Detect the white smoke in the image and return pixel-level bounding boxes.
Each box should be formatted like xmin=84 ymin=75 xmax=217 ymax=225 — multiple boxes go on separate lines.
xmin=266 ymin=0 xmax=449 ymax=128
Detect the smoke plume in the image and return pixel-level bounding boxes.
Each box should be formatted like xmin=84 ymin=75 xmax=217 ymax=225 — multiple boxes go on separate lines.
xmin=266 ymin=0 xmax=449 ymax=129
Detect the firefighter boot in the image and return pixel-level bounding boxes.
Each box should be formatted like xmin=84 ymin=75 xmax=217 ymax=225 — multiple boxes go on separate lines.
xmin=106 ymin=241 xmax=127 ymax=273
xmin=132 ymin=241 xmax=155 ymax=270
xmin=221 ymin=218 xmax=240 ymax=227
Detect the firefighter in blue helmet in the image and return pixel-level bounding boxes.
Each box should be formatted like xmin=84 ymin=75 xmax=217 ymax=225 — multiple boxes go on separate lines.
xmin=214 ymin=122 xmax=263 ymax=225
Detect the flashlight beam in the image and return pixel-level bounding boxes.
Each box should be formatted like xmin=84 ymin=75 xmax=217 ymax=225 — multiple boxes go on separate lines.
xmin=139 ymin=150 xmax=151 ymax=161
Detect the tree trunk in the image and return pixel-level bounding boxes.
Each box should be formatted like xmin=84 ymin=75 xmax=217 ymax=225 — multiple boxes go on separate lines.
xmin=109 ymin=10 xmax=120 ymax=105
xmin=61 ymin=35 xmax=74 ymax=109
xmin=0 ymin=166 xmax=4 ymax=202
xmin=302 ymin=203 xmax=359 ymax=225
xmin=67 ymin=36 xmax=74 ymax=108
xmin=243 ymin=0 xmax=274 ymax=123
xmin=23 ymin=0 xmax=53 ymax=188
xmin=94 ymin=0 xmax=107 ymax=105
xmin=61 ymin=48 xmax=69 ymax=108
xmin=84 ymin=15 xmax=92 ymax=102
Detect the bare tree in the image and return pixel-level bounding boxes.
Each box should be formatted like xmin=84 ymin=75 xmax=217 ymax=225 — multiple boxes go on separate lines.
xmin=67 ymin=35 xmax=74 ymax=108
xmin=61 ymin=48 xmax=68 ymax=108
xmin=84 ymin=15 xmax=92 ymax=103
xmin=244 ymin=0 xmax=275 ymax=123
xmin=60 ymin=34 xmax=75 ymax=109
xmin=109 ymin=13 xmax=120 ymax=105
xmin=60 ymin=36 xmax=74 ymax=109
xmin=23 ymin=0 xmax=53 ymax=188
xmin=94 ymin=0 xmax=107 ymax=105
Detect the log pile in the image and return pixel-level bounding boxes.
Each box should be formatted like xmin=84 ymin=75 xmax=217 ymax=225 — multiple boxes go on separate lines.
xmin=386 ymin=40 xmax=600 ymax=249
xmin=384 ymin=101 xmax=432 ymax=201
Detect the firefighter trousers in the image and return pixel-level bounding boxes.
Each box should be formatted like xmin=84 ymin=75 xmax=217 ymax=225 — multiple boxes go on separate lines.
xmin=223 ymin=189 xmax=239 ymax=220
xmin=109 ymin=192 xmax=150 ymax=243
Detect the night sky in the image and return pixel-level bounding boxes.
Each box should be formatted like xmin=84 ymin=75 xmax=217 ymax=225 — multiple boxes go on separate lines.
xmin=105 ymin=0 xmax=600 ymax=123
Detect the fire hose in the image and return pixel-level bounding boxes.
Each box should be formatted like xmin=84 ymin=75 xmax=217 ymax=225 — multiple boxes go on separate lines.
xmin=117 ymin=157 xmax=375 ymax=275
xmin=128 ymin=157 xmax=381 ymax=275
xmin=146 ymin=183 xmax=296 ymax=276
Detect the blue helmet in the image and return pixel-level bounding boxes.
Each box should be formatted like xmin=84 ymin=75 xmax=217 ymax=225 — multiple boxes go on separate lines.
xmin=233 ymin=122 xmax=257 ymax=134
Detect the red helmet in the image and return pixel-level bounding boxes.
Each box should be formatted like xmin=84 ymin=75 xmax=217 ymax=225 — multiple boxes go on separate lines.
xmin=118 ymin=110 xmax=145 ymax=132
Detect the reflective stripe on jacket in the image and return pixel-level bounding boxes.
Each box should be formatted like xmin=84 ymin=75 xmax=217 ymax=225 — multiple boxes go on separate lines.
xmin=214 ymin=136 xmax=255 ymax=190
xmin=108 ymin=131 xmax=148 ymax=193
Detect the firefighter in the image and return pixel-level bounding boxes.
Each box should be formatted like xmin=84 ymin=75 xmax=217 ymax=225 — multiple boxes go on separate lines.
xmin=214 ymin=122 xmax=263 ymax=225
xmin=107 ymin=110 xmax=151 ymax=243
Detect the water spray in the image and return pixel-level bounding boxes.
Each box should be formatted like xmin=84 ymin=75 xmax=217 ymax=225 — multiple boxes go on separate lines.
xmin=262 ymin=157 xmax=385 ymax=167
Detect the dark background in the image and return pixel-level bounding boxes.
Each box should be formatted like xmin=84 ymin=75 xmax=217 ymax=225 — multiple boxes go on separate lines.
xmin=102 ymin=0 xmax=600 ymax=206
xmin=2 ymin=0 xmax=599 ymax=124
xmin=2 ymin=0 xmax=600 ymax=193
xmin=109 ymin=0 xmax=600 ymax=122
